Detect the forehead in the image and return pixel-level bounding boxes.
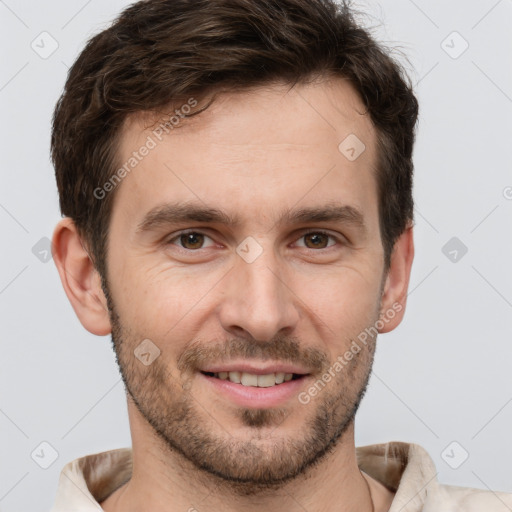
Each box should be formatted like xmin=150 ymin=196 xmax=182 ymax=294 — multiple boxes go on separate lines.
xmin=111 ymin=77 xmax=379 ymax=232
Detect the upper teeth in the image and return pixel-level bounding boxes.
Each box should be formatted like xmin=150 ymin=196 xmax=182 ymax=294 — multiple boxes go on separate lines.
xmin=214 ymin=371 xmax=294 ymax=387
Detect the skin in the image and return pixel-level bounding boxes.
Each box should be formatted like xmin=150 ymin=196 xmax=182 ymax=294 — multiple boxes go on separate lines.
xmin=53 ymin=77 xmax=414 ymax=512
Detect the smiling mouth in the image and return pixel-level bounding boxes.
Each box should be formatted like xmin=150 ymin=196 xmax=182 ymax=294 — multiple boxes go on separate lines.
xmin=201 ymin=371 xmax=306 ymax=387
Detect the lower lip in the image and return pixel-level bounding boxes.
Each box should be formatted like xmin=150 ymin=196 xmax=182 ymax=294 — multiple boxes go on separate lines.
xmin=199 ymin=373 xmax=309 ymax=408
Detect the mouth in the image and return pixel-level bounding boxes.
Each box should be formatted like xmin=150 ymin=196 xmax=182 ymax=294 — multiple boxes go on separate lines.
xmin=198 ymin=362 xmax=312 ymax=408
xmin=200 ymin=371 xmax=305 ymax=387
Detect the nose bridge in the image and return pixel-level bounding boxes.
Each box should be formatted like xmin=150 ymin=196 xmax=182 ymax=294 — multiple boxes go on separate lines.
xmin=218 ymin=239 xmax=299 ymax=341
xmin=244 ymin=252 xmax=282 ymax=307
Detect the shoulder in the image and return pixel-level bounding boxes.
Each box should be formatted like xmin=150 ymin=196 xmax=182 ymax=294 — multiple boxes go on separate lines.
xmin=356 ymin=442 xmax=512 ymax=511
xmin=424 ymin=482 xmax=512 ymax=511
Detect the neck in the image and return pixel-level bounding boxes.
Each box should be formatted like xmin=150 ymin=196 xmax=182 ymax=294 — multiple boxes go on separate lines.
xmin=102 ymin=403 xmax=383 ymax=512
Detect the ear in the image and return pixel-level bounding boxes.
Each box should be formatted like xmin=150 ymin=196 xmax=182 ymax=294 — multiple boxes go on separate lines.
xmin=52 ymin=218 xmax=112 ymax=336
xmin=378 ymin=224 xmax=414 ymax=334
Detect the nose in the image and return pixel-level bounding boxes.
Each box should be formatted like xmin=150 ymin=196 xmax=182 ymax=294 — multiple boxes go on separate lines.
xmin=217 ymin=245 xmax=300 ymax=342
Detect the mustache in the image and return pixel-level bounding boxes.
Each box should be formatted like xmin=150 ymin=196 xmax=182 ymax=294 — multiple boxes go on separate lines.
xmin=177 ymin=335 xmax=328 ymax=374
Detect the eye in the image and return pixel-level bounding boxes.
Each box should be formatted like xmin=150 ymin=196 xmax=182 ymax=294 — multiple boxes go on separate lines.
xmin=294 ymin=231 xmax=339 ymax=249
xmin=168 ymin=231 xmax=215 ymax=250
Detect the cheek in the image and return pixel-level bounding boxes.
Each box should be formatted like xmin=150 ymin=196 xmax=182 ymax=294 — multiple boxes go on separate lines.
xmin=110 ymin=244 xmax=383 ymax=356
xmin=295 ymin=267 xmax=381 ymax=348
xmin=112 ymin=261 xmax=223 ymax=341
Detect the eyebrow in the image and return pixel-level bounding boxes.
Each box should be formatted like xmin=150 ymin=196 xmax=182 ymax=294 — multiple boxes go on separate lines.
xmin=136 ymin=201 xmax=367 ymax=235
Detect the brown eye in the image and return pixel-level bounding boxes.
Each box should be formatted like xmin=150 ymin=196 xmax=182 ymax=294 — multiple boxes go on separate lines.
xmin=302 ymin=232 xmax=332 ymax=249
xmin=166 ymin=230 xmax=217 ymax=257
xmin=180 ymin=232 xmax=204 ymax=249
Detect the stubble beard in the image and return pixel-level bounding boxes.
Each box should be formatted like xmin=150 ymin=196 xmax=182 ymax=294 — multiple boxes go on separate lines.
xmin=104 ymin=284 xmax=377 ymax=495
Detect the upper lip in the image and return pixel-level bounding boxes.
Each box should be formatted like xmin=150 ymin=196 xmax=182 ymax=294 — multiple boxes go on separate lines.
xmin=199 ymin=361 xmax=311 ymax=375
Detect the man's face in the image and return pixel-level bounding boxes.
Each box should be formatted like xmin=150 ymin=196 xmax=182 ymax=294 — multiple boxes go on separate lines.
xmin=105 ymin=78 xmax=386 ymax=489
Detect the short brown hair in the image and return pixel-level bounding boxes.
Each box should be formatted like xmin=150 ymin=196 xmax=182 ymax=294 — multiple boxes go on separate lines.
xmin=51 ymin=0 xmax=418 ymax=279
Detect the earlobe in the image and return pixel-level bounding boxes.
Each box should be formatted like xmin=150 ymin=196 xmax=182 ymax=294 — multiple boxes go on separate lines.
xmin=52 ymin=218 xmax=112 ymax=336
xmin=378 ymin=225 xmax=414 ymax=334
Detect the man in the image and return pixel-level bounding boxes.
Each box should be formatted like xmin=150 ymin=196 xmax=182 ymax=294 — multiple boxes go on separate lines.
xmin=49 ymin=0 xmax=512 ymax=510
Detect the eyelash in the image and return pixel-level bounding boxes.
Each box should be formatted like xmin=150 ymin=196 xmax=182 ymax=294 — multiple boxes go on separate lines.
xmin=166 ymin=229 xmax=342 ymax=251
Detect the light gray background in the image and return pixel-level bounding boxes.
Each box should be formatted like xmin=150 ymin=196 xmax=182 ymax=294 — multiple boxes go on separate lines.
xmin=1 ymin=0 xmax=511 ymax=511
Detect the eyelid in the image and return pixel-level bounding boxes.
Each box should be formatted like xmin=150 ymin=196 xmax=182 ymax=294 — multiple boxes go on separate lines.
xmin=167 ymin=229 xmax=217 ymax=249
xmin=291 ymin=229 xmax=343 ymax=249
xmin=165 ymin=228 xmax=346 ymax=251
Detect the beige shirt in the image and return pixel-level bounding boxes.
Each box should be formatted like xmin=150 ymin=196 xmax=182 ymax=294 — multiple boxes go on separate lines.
xmin=50 ymin=441 xmax=512 ymax=511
